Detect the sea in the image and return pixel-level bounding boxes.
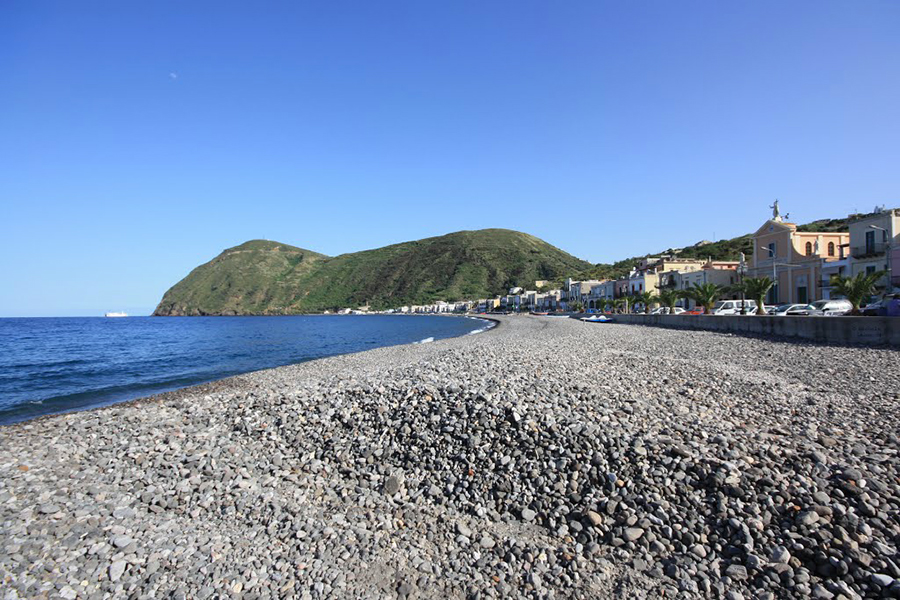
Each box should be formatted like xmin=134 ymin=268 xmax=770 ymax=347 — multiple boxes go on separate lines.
xmin=0 ymin=315 xmax=492 ymax=425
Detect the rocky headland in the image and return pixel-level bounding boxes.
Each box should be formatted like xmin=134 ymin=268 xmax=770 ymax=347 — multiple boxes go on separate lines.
xmin=1 ymin=316 xmax=898 ymax=599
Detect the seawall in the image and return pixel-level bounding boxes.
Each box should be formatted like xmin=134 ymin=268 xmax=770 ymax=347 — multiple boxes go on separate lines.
xmin=602 ymin=314 xmax=900 ymax=346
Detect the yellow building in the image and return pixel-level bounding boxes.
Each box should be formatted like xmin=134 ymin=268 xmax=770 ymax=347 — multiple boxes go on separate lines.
xmin=750 ymin=218 xmax=849 ymax=305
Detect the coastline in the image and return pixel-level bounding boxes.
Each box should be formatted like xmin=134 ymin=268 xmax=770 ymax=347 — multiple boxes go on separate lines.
xmin=1 ymin=316 xmax=898 ymax=599
xmin=0 ymin=314 xmax=495 ymax=427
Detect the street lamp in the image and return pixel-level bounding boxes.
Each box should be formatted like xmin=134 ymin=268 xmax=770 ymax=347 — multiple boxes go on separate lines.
xmin=869 ymin=225 xmax=893 ymax=293
xmin=759 ymin=246 xmax=806 ymax=305
xmin=759 ymin=245 xmax=778 ymax=304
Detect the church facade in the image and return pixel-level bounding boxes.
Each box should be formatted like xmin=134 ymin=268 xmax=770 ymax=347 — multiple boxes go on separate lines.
xmin=749 ymin=218 xmax=850 ymax=305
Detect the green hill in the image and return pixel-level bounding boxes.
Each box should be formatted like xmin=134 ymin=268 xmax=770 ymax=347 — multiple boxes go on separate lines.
xmin=152 ymin=241 xmax=329 ymax=316
xmin=153 ymin=229 xmax=591 ymax=315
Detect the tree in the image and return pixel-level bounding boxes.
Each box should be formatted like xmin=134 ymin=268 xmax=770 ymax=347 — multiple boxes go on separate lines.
xmin=681 ymin=282 xmax=724 ymax=314
xmin=657 ymin=288 xmax=681 ymax=312
xmin=569 ymin=300 xmax=584 ymax=313
xmin=632 ymin=291 xmax=657 ymax=314
xmin=739 ymin=277 xmax=775 ymax=315
xmin=830 ymin=271 xmax=885 ymax=315
xmin=612 ymin=298 xmax=626 ymax=314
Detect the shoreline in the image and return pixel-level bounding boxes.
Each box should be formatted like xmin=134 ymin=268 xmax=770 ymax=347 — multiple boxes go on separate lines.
xmin=1 ymin=316 xmax=898 ymax=599
xmin=1 ymin=314 xmax=498 ymax=429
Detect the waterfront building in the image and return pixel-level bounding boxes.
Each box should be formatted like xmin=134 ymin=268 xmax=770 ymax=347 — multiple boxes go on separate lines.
xmin=567 ymin=280 xmax=602 ymax=307
xmin=846 ymin=207 xmax=899 ymax=291
xmin=540 ymin=289 xmax=564 ymax=311
xmin=587 ymin=280 xmax=616 ymax=310
xmin=749 ymin=212 xmax=849 ymax=305
xmin=673 ymin=264 xmax=741 ymax=309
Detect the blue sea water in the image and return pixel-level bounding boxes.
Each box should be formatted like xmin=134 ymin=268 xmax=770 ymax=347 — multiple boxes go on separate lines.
xmin=0 ymin=315 xmax=491 ymax=425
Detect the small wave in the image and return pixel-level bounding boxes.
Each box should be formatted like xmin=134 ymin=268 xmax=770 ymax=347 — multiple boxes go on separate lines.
xmin=467 ymin=318 xmax=496 ymax=335
xmin=414 ymin=337 xmax=434 ymax=344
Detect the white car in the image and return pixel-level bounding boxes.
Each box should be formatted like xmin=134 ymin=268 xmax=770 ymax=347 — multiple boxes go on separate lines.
xmin=809 ymin=299 xmax=853 ymax=316
xmin=710 ymin=299 xmax=757 ymax=315
xmin=770 ymin=303 xmax=815 ymax=316
xmin=650 ymin=307 xmax=686 ymax=315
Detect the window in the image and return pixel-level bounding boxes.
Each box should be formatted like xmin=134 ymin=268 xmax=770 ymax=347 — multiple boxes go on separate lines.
xmin=867 ymin=266 xmax=876 ymax=275
xmin=827 ymin=242 xmax=835 ymax=257
xmin=866 ymin=231 xmax=875 ymax=254
xmin=805 ymin=242 xmax=813 ymax=256
xmin=768 ymin=242 xmax=776 ymax=258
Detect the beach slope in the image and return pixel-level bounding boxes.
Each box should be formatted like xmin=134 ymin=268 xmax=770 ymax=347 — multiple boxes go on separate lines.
xmin=1 ymin=317 xmax=898 ymax=599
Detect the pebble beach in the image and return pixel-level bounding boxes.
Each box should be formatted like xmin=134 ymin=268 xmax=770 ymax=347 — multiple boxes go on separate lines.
xmin=1 ymin=315 xmax=899 ymax=599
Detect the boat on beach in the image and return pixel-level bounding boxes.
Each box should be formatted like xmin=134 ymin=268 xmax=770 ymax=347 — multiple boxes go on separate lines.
xmin=104 ymin=312 xmax=128 ymax=318
xmin=580 ymin=314 xmax=612 ymax=323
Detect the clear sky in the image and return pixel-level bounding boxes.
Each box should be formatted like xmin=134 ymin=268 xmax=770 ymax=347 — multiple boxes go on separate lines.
xmin=2 ymin=1 xmax=898 ymax=316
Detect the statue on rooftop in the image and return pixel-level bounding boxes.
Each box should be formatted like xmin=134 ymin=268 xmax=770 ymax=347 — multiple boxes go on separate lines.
xmin=770 ymin=199 xmax=782 ymax=222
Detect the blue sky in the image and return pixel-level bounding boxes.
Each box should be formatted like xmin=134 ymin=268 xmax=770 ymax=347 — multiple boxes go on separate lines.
xmin=2 ymin=1 xmax=898 ymax=316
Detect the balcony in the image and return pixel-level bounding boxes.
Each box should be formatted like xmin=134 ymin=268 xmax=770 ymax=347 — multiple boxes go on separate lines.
xmin=850 ymin=243 xmax=887 ymax=259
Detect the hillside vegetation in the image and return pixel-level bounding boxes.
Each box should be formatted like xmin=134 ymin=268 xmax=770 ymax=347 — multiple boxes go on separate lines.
xmin=154 ymin=229 xmax=591 ymax=315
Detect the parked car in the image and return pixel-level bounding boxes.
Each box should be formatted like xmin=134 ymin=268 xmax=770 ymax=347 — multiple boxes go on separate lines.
xmin=650 ymin=307 xmax=686 ymax=315
xmin=710 ymin=299 xmax=758 ymax=315
xmin=682 ymin=307 xmax=705 ymax=315
xmin=771 ymin=303 xmax=816 ymax=316
xmin=809 ymin=299 xmax=853 ymax=316
xmin=861 ymin=300 xmax=886 ymax=316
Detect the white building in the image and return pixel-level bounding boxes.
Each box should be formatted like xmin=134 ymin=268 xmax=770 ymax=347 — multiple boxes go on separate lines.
xmin=674 ymin=267 xmax=739 ymax=309
xmin=567 ymin=279 xmax=602 ymax=307
xmin=847 ymin=207 xmax=899 ymax=291
xmin=587 ymin=281 xmax=615 ymax=310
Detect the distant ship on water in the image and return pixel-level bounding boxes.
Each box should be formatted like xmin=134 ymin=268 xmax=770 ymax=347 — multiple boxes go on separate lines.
xmin=104 ymin=312 xmax=128 ymax=318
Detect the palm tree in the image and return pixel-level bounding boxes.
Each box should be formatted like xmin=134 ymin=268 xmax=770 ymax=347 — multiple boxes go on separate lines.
xmin=830 ymin=271 xmax=885 ymax=315
xmin=612 ymin=298 xmax=626 ymax=314
xmin=632 ymin=291 xmax=657 ymax=314
xmin=681 ymin=282 xmax=724 ymax=314
xmin=657 ymin=288 xmax=681 ymax=312
xmin=740 ymin=277 xmax=775 ymax=315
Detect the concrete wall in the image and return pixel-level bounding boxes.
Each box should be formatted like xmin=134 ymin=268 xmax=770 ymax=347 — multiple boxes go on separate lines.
xmin=606 ymin=314 xmax=900 ymax=347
